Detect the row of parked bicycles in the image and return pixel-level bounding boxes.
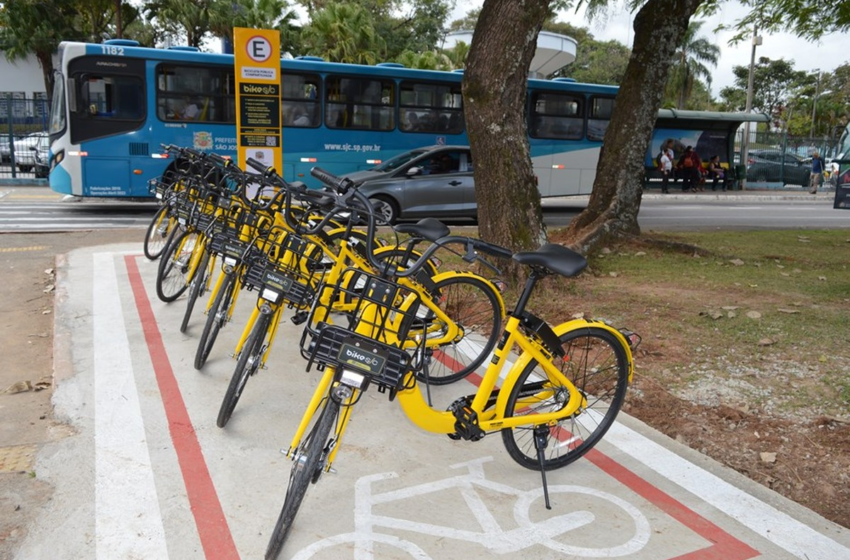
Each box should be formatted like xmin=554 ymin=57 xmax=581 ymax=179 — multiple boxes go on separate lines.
xmin=142 ymin=145 xmax=641 ymax=560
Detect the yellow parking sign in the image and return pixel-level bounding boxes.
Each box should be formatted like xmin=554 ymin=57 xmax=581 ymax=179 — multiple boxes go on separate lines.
xmin=234 ymin=28 xmax=282 ymax=174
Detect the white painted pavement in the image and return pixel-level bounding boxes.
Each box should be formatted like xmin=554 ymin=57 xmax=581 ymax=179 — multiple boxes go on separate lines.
xmin=14 ymin=245 xmax=850 ymax=560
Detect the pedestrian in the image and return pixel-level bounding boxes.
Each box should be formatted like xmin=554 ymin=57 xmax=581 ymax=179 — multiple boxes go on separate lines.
xmin=809 ymin=150 xmax=826 ymax=194
xmin=658 ymin=147 xmax=673 ymax=193
xmin=664 ymin=140 xmax=679 ymax=190
xmin=707 ymin=155 xmax=725 ymax=191
xmin=677 ymin=146 xmax=702 ymax=192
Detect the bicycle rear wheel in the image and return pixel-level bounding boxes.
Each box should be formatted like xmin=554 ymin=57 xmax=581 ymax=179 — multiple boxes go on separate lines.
xmin=195 ymin=272 xmax=236 ymax=370
xmin=180 ymin=249 xmax=211 ymax=333
xmin=216 ymin=311 xmax=270 ymax=428
xmin=501 ymin=327 xmax=629 ymax=470
xmin=156 ymin=230 xmax=198 ymax=303
xmin=143 ymin=205 xmax=174 ymax=260
xmin=416 ymin=275 xmax=503 ymax=385
xmin=265 ymin=388 xmax=342 ymax=560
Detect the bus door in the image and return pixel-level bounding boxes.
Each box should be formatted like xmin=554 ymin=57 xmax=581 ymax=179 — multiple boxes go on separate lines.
xmin=67 ymin=56 xmax=145 ymax=196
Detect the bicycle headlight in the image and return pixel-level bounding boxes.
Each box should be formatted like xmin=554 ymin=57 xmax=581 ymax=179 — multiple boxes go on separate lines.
xmin=261 ymin=288 xmax=280 ymax=303
xmin=340 ymin=369 xmax=369 ymax=390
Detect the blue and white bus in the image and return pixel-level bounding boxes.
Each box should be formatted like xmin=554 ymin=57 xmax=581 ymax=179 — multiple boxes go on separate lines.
xmin=47 ymin=39 xmax=761 ymax=198
xmin=47 ymin=39 xmax=623 ymax=198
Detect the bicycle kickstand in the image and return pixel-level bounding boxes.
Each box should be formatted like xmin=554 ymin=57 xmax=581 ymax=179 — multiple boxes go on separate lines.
xmin=533 ymin=425 xmax=552 ymax=510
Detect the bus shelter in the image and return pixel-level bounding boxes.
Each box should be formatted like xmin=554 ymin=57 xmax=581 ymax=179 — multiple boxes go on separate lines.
xmin=644 ymin=110 xmax=771 ymax=190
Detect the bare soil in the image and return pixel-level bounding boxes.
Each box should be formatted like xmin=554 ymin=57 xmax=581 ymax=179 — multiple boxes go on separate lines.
xmin=543 ymin=262 xmax=850 ymax=530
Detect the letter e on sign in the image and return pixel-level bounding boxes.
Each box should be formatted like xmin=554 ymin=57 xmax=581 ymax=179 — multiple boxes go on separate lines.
xmin=247 ymin=36 xmax=272 ymax=63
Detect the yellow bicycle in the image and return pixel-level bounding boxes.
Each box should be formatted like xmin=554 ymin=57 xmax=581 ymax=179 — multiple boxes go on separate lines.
xmin=264 ymin=169 xmax=640 ymax=560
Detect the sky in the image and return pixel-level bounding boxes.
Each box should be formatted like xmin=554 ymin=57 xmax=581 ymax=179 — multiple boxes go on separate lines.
xmin=449 ymin=1 xmax=850 ymax=98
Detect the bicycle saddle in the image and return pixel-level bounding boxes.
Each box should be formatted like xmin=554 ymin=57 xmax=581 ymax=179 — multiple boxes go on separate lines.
xmin=393 ymin=218 xmax=450 ymax=242
xmin=513 ymin=243 xmax=587 ymax=277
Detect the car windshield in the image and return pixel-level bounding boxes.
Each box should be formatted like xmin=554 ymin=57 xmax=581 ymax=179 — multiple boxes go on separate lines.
xmin=373 ymin=148 xmax=430 ymax=172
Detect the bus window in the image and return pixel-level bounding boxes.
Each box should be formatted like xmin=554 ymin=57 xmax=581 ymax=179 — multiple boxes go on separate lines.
xmin=325 ymin=76 xmax=394 ymax=131
xmin=282 ymin=73 xmax=320 ymax=128
xmin=588 ymin=96 xmax=615 ymax=141
xmin=80 ymin=75 xmax=143 ymax=120
xmin=399 ymin=81 xmax=464 ymax=134
xmin=530 ymin=91 xmax=583 ymax=140
xmin=156 ymin=64 xmax=235 ymax=123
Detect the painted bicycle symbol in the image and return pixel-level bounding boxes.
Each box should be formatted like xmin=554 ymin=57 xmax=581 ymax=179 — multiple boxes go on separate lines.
xmin=292 ymin=456 xmax=650 ymax=559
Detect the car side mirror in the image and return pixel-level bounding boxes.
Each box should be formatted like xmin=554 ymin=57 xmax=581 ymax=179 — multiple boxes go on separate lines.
xmin=406 ymin=166 xmax=421 ymax=176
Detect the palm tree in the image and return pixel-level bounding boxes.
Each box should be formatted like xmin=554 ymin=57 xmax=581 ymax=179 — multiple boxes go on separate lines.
xmin=669 ymin=20 xmax=720 ymax=109
xmin=395 ymin=50 xmax=452 ymax=70
xmin=300 ymin=3 xmax=386 ymax=64
xmin=209 ymin=0 xmax=301 ymax=55
xmin=442 ymin=40 xmax=470 ymax=70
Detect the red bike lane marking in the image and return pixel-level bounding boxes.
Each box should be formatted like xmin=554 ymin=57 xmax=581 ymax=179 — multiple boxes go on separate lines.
xmin=434 ymin=351 xmax=760 ymax=559
xmin=126 ymin=256 xmax=240 ymax=560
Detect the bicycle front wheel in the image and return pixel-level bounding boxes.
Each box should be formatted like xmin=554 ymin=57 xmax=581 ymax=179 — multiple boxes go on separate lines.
xmin=143 ymin=205 xmax=174 ymax=260
xmin=416 ymin=275 xmax=503 ymax=385
xmin=195 ymin=272 xmax=236 ymax=370
xmin=156 ymin=230 xmax=198 ymax=303
xmin=216 ymin=311 xmax=270 ymax=428
xmin=501 ymin=327 xmax=629 ymax=470
xmin=265 ymin=390 xmax=342 ymax=560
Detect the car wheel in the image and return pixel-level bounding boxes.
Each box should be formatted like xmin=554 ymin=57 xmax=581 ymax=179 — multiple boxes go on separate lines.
xmin=19 ymin=165 xmax=32 ymax=173
xmin=370 ymin=196 xmax=399 ymax=225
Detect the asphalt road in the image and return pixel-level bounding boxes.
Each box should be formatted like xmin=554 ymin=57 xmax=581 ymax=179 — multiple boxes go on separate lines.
xmin=0 ymin=184 xmax=845 ymax=233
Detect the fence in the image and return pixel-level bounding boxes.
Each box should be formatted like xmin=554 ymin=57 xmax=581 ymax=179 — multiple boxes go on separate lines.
xmin=734 ymin=128 xmax=839 ymax=189
xmin=1 ymin=96 xmax=50 ymax=182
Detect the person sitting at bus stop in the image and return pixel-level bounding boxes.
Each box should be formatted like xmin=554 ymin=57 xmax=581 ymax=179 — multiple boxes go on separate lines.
xmin=707 ymin=155 xmax=725 ymax=191
xmin=677 ymin=146 xmax=702 ymax=192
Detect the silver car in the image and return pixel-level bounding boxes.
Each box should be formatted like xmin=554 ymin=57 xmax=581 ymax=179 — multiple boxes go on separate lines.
xmin=13 ymin=132 xmax=48 ymax=172
xmin=341 ymin=145 xmax=475 ymax=224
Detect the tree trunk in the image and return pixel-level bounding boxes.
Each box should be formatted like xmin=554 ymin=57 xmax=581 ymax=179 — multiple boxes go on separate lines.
xmin=562 ymin=0 xmax=703 ymax=254
xmin=463 ymin=0 xmax=551 ymax=277
xmin=37 ymin=51 xmax=55 ymax=107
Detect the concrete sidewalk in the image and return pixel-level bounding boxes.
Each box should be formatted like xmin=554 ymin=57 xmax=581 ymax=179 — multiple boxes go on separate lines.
xmin=14 ymin=244 xmax=850 ymax=560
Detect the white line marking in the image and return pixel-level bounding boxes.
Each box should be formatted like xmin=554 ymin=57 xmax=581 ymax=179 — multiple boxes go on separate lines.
xmin=93 ymin=252 xmax=170 ymax=560
xmin=606 ymin=421 xmax=850 ymax=559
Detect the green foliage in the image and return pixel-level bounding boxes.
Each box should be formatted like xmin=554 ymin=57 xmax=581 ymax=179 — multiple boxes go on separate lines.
xmin=701 ymin=0 xmax=850 ymax=43
xmin=668 ymin=20 xmax=720 ymax=109
xmin=394 ymin=50 xmax=453 ymax=70
xmin=300 ymin=2 xmax=386 ymax=64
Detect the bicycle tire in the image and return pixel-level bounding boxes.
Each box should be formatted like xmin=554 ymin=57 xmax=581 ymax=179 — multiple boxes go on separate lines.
xmin=415 ymin=275 xmax=503 ymax=385
xmin=143 ymin=205 xmax=173 ymax=261
xmin=501 ymin=327 xmax=629 ymax=470
xmin=194 ymin=272 xmax=236 ymax=370
xmin=265 ymin=390 xmax=341 ymax=560
xmin=216 ymin=312 xmax=270 ymax=428
xmin=156 ymin=230 xmax=198 ymax=303
xmin=180 ymin=249 xmax=211 ymax=333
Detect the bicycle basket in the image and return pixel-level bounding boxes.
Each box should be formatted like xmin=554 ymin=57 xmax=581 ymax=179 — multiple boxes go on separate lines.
xmin=299 ymin=269 xmax=423 ymax=391
xmin=242 ymin=230 xmax=324 ymax=308
xmin=207 ymin=206 xmax=265 ymax=264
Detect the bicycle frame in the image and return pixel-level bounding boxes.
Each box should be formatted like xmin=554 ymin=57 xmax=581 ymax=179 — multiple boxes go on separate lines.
xmin=288 ymin=316 xmax=634 ymax=472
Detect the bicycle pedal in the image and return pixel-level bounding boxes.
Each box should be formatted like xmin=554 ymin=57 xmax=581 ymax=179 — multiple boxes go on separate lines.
xmin=290 ymin=311 xmax=308 ymax=325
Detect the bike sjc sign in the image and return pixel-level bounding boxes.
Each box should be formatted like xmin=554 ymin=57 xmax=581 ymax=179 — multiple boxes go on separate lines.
xmin=233 ymin=27 xmax=282 ymax=173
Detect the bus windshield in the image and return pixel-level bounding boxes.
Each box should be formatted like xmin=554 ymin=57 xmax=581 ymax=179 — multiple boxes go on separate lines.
xmin=49 ymin=74 xmax=66 ymax=135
